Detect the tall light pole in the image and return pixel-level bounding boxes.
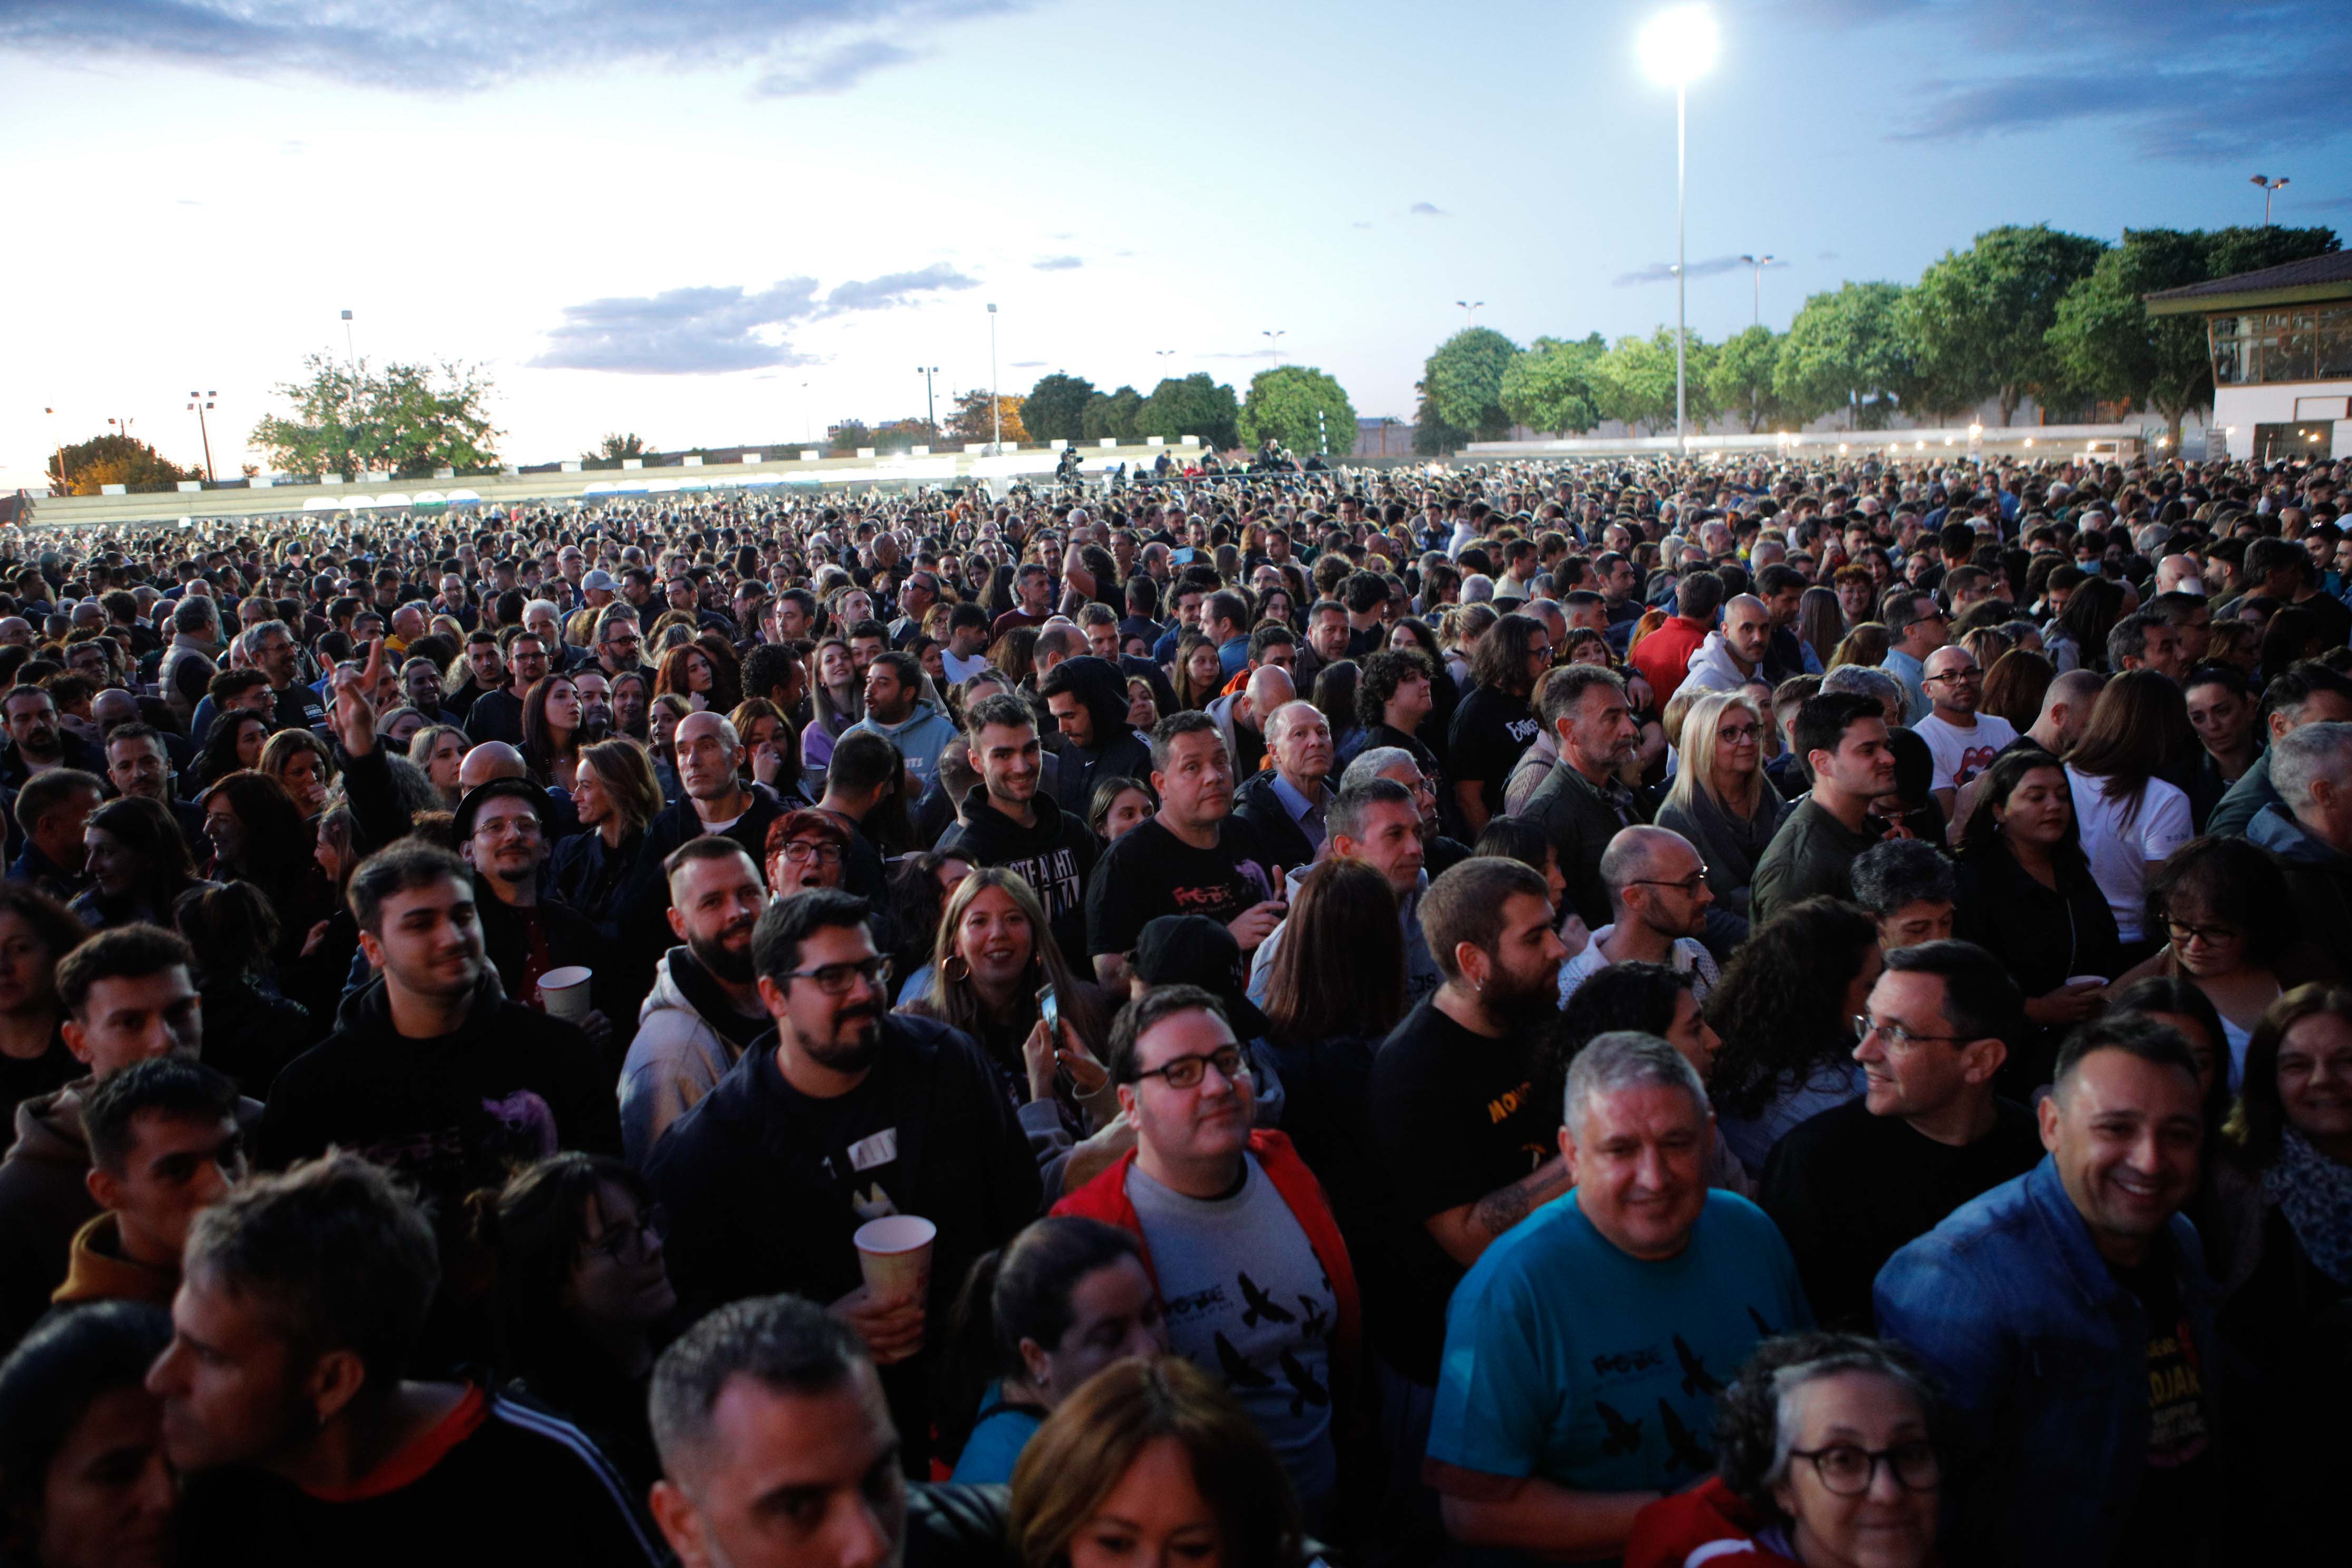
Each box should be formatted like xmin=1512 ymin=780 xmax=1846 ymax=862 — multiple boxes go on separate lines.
xmin=339 ymin=309 xmax=360 ymax=476
xmin=801 ymin=382 xmax=811 ymax=444
xmin=43 ymin=407 xmax=68 ymax=496
xmin=2251 ymin=173 xmax=2289 ymax=226
xmin=915 ymin=366 xmax=939 ymax=439
xmin=1456 ymin=300 xmax=1484 ymax=328
xmin=1262 ymin=329 xmax=1286 ymax=362
xmin=1154 ymin=349 xmax=1176 ymax=375
xmin=1739 ymin=253 xmax=1775 ymax=328
xmin=986 ymin=303 xmax=1000 ymax=450
xmin=1641 ymin=5 xmax=1719 ymax=458
xmin=187 ymin=390 xmax=218 ymax=481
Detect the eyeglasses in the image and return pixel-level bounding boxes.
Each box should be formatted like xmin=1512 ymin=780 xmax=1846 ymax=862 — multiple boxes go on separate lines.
xmin=1786 ymin=1440 xmax=1940 ymax=1496
xmin=778 ymin=956 xmax=886 ymax=995
xmin=2166 ymin=918 xmax=2239 ymax=947
xmin=1135 ymin=1045 xmax=1250 ymax=1090
xmin=1716 ymin=724 xmax=1762 ymax=743
xmin=1925 ymin=668 xmax=1981 ymax=684
xmin=1854 ymin=1014 xmax=1968 ymax=1051
xmin=1631 ymin=868 xmax=1710 ymax=896
xmin=474 ymin=815 xmax=543 ymax=841
xmin=781 ymin=840 xmax=845 ymax=864
xmin=585 ymin=1204 xmax=667 ymax=1264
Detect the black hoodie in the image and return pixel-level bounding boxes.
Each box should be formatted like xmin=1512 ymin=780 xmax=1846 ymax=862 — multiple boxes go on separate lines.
xmin=934 ymin=785 xmax=1100 ymax=962
xmin=258 ymin=970 xmax=622 ymax=1211
xmin=1037 ymin=655 xmax=1153 ymax=816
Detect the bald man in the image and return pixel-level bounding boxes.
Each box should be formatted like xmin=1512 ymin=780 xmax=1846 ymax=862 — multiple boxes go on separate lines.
xmin=1915 ymin=646 xmax=2018 ymax=816
xmin=1681 ymin=594 xmax=1774 ymax=695
xmin=1558 ymin=825 xmax=1721 ymax=1008
xmin=2023 ymin=669 xmax=2105 ymax=759
xmin=1211 ymin=663 xmax=1295 ymax=780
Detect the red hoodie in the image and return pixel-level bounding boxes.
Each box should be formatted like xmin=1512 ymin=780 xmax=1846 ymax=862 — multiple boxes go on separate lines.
xmin=1052 ymin=1129 xmax=1361 ymax=1413
xmin=1624 ymin=1476 xmax=1802 ymax=1568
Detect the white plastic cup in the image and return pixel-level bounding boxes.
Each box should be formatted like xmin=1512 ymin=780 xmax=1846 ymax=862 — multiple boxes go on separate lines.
xmin=2064 ymin=975 xmax=2109 ymax=990
xmin=853 ymin=1214 xmax=937 ymax=1306
xmin=540 ymin=966 xmax=594 ymax=1021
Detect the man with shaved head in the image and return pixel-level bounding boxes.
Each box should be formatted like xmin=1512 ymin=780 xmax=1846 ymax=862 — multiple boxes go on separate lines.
xmin=1557 ymin=825 xmax=1720 ymax=1008
xmin=2019 ymin=668 xmax=2105 ymax=760
xmin=1680 ymin=593 xmax=1773 ymax=695
xmin=1915 ymin=645 xmax=2017 ymax=817
xmin=1209 ymin=662 xmax=1295 ymax=780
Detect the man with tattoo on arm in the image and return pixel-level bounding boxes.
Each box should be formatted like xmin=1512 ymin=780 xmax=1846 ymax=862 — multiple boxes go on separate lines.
xmin=1364 ymin=856 xmax=1573 ymax=1561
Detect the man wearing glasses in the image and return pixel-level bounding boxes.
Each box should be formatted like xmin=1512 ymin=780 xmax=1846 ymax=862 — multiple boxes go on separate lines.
xmin=1054 ymin=984 xmax=1357 ymax=1530
xmin=1913 ymin=645 xmax=2016 ymax=820
xmin=1556 ymin=827 xmax=1719 ymax=1010
xmin=1758 ymin=940 xmax=2041 ymax=1330
xmin=646 ymin=888 xmax=1037 ymax=1474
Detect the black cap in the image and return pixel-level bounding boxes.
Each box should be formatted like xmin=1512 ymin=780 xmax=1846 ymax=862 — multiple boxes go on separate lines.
xmin=450 ymin=777 xmax=545 ymax=845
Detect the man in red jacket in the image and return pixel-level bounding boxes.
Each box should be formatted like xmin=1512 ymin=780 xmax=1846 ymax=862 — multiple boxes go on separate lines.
xmin=1054 ymin=984 xmax=1359 ymax=1530
xmin=1629 ymin=567 xmax=1725 ymax=707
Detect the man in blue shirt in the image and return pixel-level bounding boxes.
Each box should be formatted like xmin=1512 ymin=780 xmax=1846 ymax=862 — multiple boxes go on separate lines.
xmin=1424 ymin=1032 xmax=1810 ymax=1563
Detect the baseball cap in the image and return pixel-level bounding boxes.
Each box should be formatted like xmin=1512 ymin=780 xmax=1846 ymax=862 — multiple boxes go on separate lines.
xmin=582 ymin=569 xmax=618 ymax=591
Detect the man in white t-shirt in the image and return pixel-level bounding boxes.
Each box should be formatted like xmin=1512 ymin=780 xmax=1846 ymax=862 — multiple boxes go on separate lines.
xmin=1910 ymin=645 xmax=2015 ymax=818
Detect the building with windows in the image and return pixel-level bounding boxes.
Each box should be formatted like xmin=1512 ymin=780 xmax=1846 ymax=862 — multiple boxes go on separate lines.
xmin=2145 ymin=251 xmax=2352 ymax=462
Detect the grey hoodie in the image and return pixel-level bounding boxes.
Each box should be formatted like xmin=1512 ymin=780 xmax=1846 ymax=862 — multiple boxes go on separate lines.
xmin=847 ymin=698 xmax=963 ymax=791
xmin=618 ymin=949 xmax=769 ymax=1168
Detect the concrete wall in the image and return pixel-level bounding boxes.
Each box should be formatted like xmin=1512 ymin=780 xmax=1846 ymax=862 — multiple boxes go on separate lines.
xmin=2211 ymin=380 xmax=2352 ymax=460
xmin=1463 ymin=423 xmax=2148 ymax=461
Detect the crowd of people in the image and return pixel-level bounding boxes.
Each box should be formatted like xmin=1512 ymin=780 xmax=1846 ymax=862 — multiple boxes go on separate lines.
xmin=0 ymin=443 xmax=2346 ymax=1568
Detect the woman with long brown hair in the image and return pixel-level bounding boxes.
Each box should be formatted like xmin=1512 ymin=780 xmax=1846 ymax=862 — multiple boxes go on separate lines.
xmin=521 ymin=671 xmax=585 ymax=791
xmin=652 ymin=642 xmax=719 ymax=713
xmin=2063 ymin=669 xmax=2198 ymax=956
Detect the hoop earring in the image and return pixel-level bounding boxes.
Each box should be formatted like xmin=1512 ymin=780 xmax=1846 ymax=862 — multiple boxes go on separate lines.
xmin=943 ymin=955 xmax=969 ymax=984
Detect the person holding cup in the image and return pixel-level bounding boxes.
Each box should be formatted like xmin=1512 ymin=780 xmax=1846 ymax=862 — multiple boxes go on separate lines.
xmin=452 ymin=779 xmax=616 ymax=1054
xmin=645 ymin=888 xmax=1040 ymax=1474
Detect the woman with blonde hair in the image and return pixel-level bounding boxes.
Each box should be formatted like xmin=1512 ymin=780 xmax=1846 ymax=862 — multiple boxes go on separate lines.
xmin=1011 ymin=1356 xmax=1306 ymax=1568
xmin=407 ymin=722 xmax=469 ymax=809
xmin=1658 ymin=690 xmax=1789 ymax=916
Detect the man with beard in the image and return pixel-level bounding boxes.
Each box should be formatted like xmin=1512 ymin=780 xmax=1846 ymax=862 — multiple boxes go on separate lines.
xmin=934 ymin=695 xmax=1097 ymax=962
xmin=645 ymin=889 xmax=1037 ymax=1473
xmin=1036 ymin=654 xmax=1152 ymax=817
xmin=257 ymin=842 xmax=621 ymax=1220
xmin=619 ymin=839 xmax=773 ymax=1166
xmin=1362 ymin=856 xmax=1573 ymax=1541
xmin=1523 ymin=664 xmax=1652 ymax=930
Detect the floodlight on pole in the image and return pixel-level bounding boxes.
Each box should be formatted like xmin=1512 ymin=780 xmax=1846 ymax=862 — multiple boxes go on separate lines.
xmin=187 ymin=390 xmax=218 ymax=481
xmin=1262 ymin=329 xmax=1286 ymax=362
xmin=1739 ymin=254 xmax=1775 ymax=327
xmin=1456 ymin=300 xmax=1484 ymax=327
xmin=1640 ymin=5 xmax=1718 ymax=459
xmin=987 ymin=303 xmax=999 ymax=451
xmin=2250 ymin=173 xmax=2289 ymax=226
xmin=916 ymin=366 xmax=939 ymax=439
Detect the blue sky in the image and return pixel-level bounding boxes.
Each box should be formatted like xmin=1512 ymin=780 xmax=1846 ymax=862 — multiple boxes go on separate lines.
xmin=4 ymin=0 xmax=2346 ymax=488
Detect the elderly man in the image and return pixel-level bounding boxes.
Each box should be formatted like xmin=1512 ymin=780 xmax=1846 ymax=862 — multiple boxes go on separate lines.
xmin=2247 ymin=720 xmax=2352 ymax=975
xmin=1913 ymin=645 xmax=2017 ymax=816
xmin=1055 ymin=983 xmax=1357 ymax=1523
xmin=1556 ymin=826 xmax=1719 ymax=1008
xmin=1425 ymin=1032 xmax=1810 ymax=1562
xmin=1232 ymin=699 xmax=1335 ymax=870
xmin=1680 ymin=594 xmax=1773 ymax=696
xmin=243 ymin=619 xmax=329 ymax=734
xmin=1875 ymin=1017 xmax=2216 ymax=1568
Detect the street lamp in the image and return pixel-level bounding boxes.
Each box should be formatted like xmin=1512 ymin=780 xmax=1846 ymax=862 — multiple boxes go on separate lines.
xmin=1262 ymin=329 xmax=1286 ymax=362
xmin=1738 ymin=254 xmax=1775 ymax=328
xmin=986 ymin=304 xmax=1000 ymax=451
xmin=915 ymin=366 xmax=939 ymax=439
xmin=1456 ymin=300 xmax=1484 ymax=328
xmin=1639 ymin=4 xmax=1719 ymax=459
xmin=187 ymin=391 xmax=218 ymax=481
xmin=2251 ymin=174 xmax=2289 ymax=226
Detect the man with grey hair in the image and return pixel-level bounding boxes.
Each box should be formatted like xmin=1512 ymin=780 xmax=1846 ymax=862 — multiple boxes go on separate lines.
xmin=1557 ymin=826 xmax=1720 ymax=1008
xmin=1344 ymin=743 xmax=1470 ymax=876
xmin=2247 ymin=719 xmax=2352 ymax=974
xmin=243 ymin=617 xmax=329 ymax=735
xmin=1232 ymin=698 xmax=1334 ymax=869
xmin=1424 ymin=1031 xmax=1810 ymax=1562
xmin=1248 ymin=777 xmax=1442 ymax=1007
xmin=161 ymin=592 xmax=222 ymax=727
xmin=1818 ymin=662 xmax=1905 ymax=729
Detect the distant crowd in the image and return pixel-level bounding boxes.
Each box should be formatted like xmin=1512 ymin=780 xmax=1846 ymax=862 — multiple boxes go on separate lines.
xmin=0 ymin=444 xmax=2345 ymax=1568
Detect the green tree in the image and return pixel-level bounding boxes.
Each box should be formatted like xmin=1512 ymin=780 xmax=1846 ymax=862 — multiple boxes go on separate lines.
xmin=1411 ymin=381 xmax=1467 ymax=456
xmin=1020 ymin=373 xmax=1097 ymax=445
xmin=1498 ymin=335 xmax=1605 ymax=435
xmin=1423 ymin=327 xmax=1521 ymax=438
xmin=2047 ymin=224 xmax=2339 ymax=449
xmin=1139 ymin=374 xmax=1241 ymax=450
xmin=1708 ymin=326 xmax=1787 ymax=433
xmin=1594 ymin=329 xmax=1714 ymax=436
xmin=1775 ymin=281 xmax=1917 ymax=429
xmin=827 ymin=419 xmax=873 ymax=453
xmin=583 ymin=432 xmax=648 ymax=464
xmin=250 ymin=352 xmax=501 ymax=478
xmin=48 ymin=434 xmax=198 ymax=495
xmin=1237 ymin=365 xmax=1357 ymax=456
xmin=1897 ymin=224 xmax=2109 ymax=425
xmin=1081 ymin=386 xmax=1144 ymax=443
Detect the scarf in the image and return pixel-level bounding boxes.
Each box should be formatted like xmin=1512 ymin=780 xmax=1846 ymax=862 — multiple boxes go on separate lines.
xmin=2265 ymin=1125 xmax=2352 ymax=1287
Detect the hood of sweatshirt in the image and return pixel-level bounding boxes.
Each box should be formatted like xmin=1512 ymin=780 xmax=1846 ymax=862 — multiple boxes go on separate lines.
xmin=949 ymin=783 xmax=1081 ymax=861
xmin=330 ymin=964 xmax=511 ymax=1041
xmin=863 ymin=697 xmax=953 ymax=743
xmin=1040 ymin=655 xmax=1132 ymax=744
xmin=4 ymin=1080 xmax=91 ymax=1172
xmin=2248 ymin=800 xmax=2348 ymax=867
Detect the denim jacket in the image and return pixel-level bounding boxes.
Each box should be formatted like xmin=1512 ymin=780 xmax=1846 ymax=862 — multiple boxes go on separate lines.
xmin=1873 ymin=1155 xmax=2220 ymax=1568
